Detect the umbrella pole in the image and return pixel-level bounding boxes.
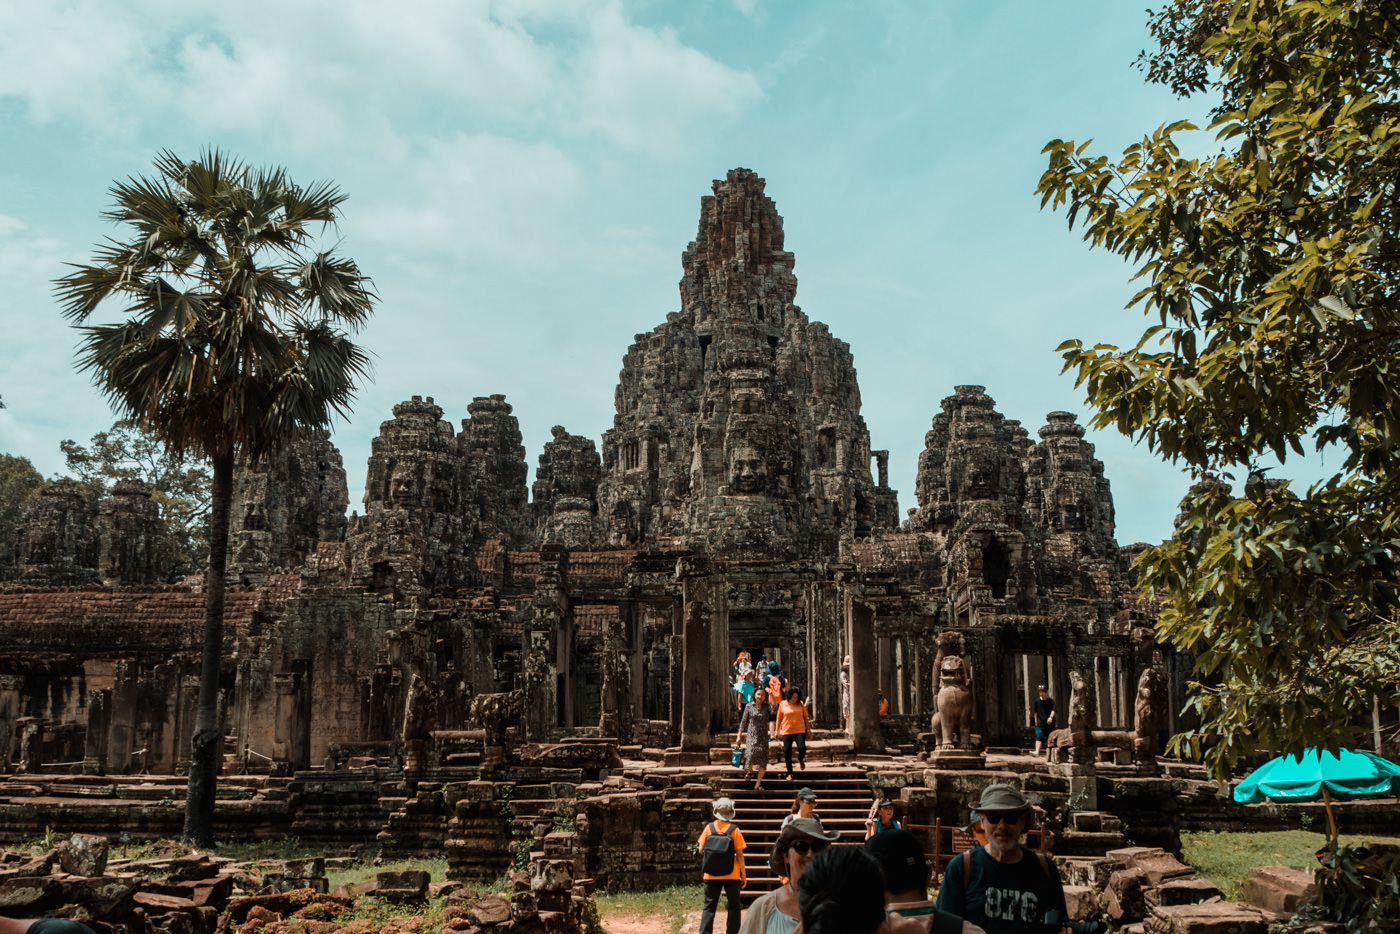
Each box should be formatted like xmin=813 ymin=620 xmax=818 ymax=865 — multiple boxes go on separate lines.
xmin=1322 ymin=784 xmax=1338 ymax=839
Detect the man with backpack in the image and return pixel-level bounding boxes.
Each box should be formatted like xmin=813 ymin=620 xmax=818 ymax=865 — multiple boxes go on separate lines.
xmin=698 ymin=796 xmax=747 ymax=934
xmin=936 ymin=784 xmax=1071 ymax=934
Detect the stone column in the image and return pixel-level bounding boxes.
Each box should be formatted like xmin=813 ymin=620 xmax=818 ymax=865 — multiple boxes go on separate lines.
xmin=845 ymin=588 xmax=880 ymax=754
xmin=1095 ymin=657 xmax=1114 ymax=729
xmin=807 ymin=581 xmax=842 ymax=728
xmin=669 ymin=599 xmax=684 ymax=730
xmin=0 ymin=675 xmax=20 ymax=772
xmin=600 ymin=606 xmax=634 ymax=744
xmin=84 ymin=688 xmax=112 ymax=775
xmin=108 ymin=661 xmax=136 ymax=774
xmin=708 ymin=583 xmax=729 ymax=737
xmin=680 ymin=567 xmax=713 ymax=754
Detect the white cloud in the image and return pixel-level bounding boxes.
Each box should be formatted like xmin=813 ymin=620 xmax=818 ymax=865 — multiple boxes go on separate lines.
xmin=569 ymin=4 xmax=762 ymax=151
xmin=350 ymin=133 xmax=580 ymax=263
xmin=0 ymin=0 xmax=760 ymax=155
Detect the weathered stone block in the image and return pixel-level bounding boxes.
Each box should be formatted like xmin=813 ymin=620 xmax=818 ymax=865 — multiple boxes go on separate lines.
xmin=530 ymin=859 xmax=574 ymax=894
xmin=375 ymin=869 xmax=429 ymax=903
xmin=1146 ymin=901 xmax=1267 ymax=934
xmin=57 ymin=834 xmax=108 ymax=877
xmin=470 ymin=893 xmax=512 ymax=925
xmin=1147 ymin=877 xmax=1223 ymax=908
xmin=1105 ymin=867 xmax=1147 ymax=922
xmin=1239 ymin=864 xmax=1314 ymax=915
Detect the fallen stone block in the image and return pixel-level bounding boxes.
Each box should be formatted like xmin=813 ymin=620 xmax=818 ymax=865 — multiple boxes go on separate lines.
xmin=1146 ymin=901 xmax=1267 ymax=934
xmin=58 ymin=833 xmax=109 ymax=877
xmin=470 ymin=893 xmax=512 ymax=926
xmin=1147 ymin=877 xmax=1223 ymax=908
xmin=1063 ymin=884 xmax=1097 ymax=920
xmin=1135 ymin=853 xmax=1195 ymax=885
xmin=375 ymin=869 xmax=429 ymax=903
xmin=1106 ymin=867 xmax=1147 ymax=922
xmin=1239 ymin=864 xmax=1315 ymax=915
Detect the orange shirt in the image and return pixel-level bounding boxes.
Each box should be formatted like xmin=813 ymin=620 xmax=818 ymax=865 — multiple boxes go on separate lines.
xmin=697 ymin=820 xmax=746 ymax=880
xmin=777 ymin=699 xmax=809 ymax=736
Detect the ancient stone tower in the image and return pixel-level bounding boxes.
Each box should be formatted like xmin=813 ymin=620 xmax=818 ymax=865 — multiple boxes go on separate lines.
xmin=597 ymin=168 xmax=898 ymax=559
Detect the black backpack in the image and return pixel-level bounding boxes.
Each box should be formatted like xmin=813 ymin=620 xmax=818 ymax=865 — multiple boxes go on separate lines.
xmin=701 ymin=822 xmax=737 ymax=876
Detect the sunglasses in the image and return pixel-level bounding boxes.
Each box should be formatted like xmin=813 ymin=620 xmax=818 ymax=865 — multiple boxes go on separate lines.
xmin=790 ymin=840 xmax=828 ymax=855
xmin=980 ymin=811 xmax=1027 ymax=825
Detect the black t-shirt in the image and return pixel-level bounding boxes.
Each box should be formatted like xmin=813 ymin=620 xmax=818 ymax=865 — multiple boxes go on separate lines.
xmin=936 ymin=846 xmax=1067 ymax=934
xmin=1033 ymin=697 xmax=1056 ymax=729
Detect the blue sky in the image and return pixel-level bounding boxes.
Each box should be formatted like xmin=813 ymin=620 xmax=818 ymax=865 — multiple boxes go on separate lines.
xmin=0 ymin=1 xmax=1215 ymax=546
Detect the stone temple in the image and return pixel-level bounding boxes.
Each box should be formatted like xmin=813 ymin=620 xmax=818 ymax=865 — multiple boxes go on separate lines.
xmin=0 ymin=168 xmax=1183 ymax=802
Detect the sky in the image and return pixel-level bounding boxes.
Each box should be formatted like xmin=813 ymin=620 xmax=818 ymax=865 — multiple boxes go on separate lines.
xmin=0 ymin=0 xmax=1217 ymax=547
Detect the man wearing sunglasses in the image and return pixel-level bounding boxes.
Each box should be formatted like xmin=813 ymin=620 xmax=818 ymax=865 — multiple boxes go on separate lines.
xmin=739 ymin=817 xmax=840 ymax=934
xmin=935 ymin=784 xmax=1070 ymax=934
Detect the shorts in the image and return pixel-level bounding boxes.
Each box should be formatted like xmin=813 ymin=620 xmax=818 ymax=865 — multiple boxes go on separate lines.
xmin=1034 ymin=727 xmax=1050 ymax=741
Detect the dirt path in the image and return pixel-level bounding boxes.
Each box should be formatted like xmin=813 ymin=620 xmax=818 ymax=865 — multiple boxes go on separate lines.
xmin=599 ymin=907 xmax=704 ymax=933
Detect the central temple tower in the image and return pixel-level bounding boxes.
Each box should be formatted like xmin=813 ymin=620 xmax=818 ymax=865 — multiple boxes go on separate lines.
xmin=598 ymin=169 xmax=898 ymax=558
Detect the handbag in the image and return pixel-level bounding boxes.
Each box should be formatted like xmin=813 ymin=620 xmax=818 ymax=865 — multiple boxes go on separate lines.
xmin=730 ymin=746 xmax=744 ymax=768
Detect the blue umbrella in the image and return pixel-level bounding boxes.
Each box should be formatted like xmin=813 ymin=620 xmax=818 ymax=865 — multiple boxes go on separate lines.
xmin=1233 ymin=747 xmax=1400 ymax=837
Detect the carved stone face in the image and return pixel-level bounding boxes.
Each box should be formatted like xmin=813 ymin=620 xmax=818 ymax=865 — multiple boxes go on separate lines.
xmin=939 ymin=656 xmax=967 ymax=686
xmin=388 ymin=462 xmax=417 ymax=506
xmin=728 ymin=446 xmax=768 ymax=495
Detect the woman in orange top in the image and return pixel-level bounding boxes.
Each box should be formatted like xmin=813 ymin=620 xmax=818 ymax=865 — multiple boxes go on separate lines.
xmin=777 ymin=687 xmax=811 ymax=779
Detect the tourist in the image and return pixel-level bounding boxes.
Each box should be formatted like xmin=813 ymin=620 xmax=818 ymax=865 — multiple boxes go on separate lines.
xmin=736 ymin=686 xmax=772 ymax=790
xmin=1031 ymin=685 xmax=1056 ymax=757
xmin=864 ymin=828 xmax=987 ymax=933
xmin=936 ymin=784 xmax=1070 ymax=934
xmin=777 ymin=686 xmax=811 ymax=779
xmin=738 ymin=817 xmax=840 ymax=934
xmin=698 ymin=796 xmax=747 ymax=934
xmin=0 ymin=920 xmax=99 ymax=934
xmin=734 ymin=652 xmax=755 ymax=714
xmin=780 ymin=786 xmax=819 ymax=828
xmin=765 ymin=661 xmax=785 ymax=723
xmin=794 ymin=846 xmax=887 ymax=934
xmin=839 ymin=655 xmax=851 ymax=728
xmin=736 ymin=667 xmax=758 ymax=716
xmin=865 ymin=798 xmax=901 ymax=838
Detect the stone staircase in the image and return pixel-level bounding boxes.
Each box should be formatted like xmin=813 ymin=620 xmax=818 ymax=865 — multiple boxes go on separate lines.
xmin=713 ymin=764 xmax=874 ymax=901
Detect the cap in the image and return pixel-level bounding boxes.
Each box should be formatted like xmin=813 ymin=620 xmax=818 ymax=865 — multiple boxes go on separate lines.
xmin=973 ymin=783 xmax=1031 ymax=813
xmin=797 ymin=787 xmax=817 ymax=801
xmin=1037 ymin=684 xmax=1047 ymax=690
xmin=713 ymin=797 xmax=736 ymax=820
xmin=875 ymin=798 xmax=894 ymax=810
xmin=864 ymin=829 xmax=928 ymax=893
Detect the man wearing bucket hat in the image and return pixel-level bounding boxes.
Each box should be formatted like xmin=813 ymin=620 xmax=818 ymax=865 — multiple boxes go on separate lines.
xmin=698 ymin=797 xmax=747 ymax=934
xmin=738 ymin=817 xmax=840 ymax=934
xmin=935 ymin=783 xmax=1069 ymax=934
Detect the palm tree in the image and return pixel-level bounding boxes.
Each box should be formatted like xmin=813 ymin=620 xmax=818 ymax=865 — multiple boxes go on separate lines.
xmin=55 ymin=149 xmax=375 ymax=845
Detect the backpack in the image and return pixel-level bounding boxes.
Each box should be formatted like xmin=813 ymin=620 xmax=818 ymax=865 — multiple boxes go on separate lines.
xmin=701 ymin=822 xmax=736 ymax=876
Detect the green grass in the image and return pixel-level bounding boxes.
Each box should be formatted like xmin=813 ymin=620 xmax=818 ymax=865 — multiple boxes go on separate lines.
xmin=594 ymin=884 xmax=703 ymax=934
xmin=325 ymin=856 xmax=448 ymax=893
xmin=1181 ymin=830 xmax=1400 ymax=901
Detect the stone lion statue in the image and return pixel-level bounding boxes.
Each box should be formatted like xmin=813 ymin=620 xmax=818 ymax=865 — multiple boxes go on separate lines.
xmin=930 ymin=631 xmax=974 ymax=750
xmin=1132 ymin=668 xmax=1166 ymax=762
xmin=469 ymin=690 xmax=524 ymax=749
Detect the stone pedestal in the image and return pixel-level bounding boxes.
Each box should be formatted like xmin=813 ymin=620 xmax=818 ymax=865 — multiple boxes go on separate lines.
xmin=1059 ymin=762 xmax=1099 ymax=811
xmin=929 ymin=748 xmax=986 ymax=770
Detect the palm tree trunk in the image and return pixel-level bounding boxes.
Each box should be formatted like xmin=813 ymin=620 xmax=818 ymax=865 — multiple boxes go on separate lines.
xmin=183 ymin=449 xmax=232 ymax=846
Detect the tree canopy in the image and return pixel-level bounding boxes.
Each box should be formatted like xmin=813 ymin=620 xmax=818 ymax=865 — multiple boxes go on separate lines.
xmin=61 ymin=419 xmax=211 ymax=580
xmin=1037 ymin=0 xmax=1400 ymax=777
xmin=0 ymin=454 xmax=44 ymax=578
xmin=55 ymin=148 xmax=375 ymax=845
